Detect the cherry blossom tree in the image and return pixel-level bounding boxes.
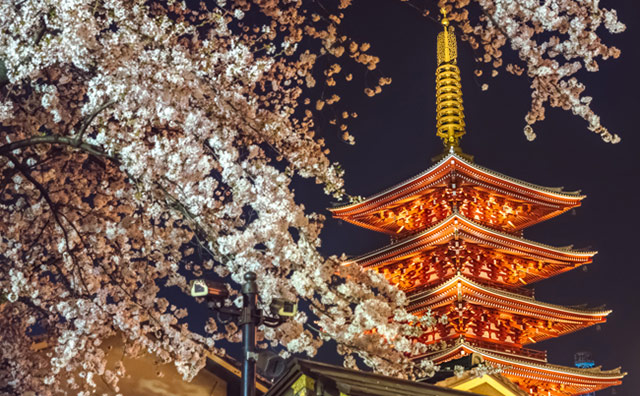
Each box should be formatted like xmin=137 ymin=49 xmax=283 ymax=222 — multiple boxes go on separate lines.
xmin=421 ymin=0 xmax=625 ymax=142
xmin=0 ymin=0 xmax=625 ymax=395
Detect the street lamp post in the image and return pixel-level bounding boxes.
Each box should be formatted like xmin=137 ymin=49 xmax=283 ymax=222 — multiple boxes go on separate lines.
xmin=189 ymin=272 xmax=297 ymax=396
xmin=241 ymin=272 xmax=258 ymax=396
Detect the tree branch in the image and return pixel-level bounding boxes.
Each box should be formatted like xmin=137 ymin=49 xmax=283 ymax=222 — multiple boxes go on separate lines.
xmin=2 ymin=153 xmax=90 ymax=295
xmin=0 ymin=134 xmax=117 ymax=162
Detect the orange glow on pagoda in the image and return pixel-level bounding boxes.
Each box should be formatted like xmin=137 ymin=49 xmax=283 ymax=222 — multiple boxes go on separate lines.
xmin=329 ymin=9 xmax=625 ymax=396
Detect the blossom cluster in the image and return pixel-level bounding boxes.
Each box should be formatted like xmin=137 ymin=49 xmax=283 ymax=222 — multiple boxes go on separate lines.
xmin=405 ymin=0 xmax=625 ymax=142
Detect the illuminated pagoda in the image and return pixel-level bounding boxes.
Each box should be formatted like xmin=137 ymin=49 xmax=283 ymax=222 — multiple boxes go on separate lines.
xmin=329 ymin=9 xmax=624 ymax=396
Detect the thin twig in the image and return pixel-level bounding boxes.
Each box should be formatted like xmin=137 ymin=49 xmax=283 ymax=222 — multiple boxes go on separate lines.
xmin=74 ymin=99 xmax=116 ymax=144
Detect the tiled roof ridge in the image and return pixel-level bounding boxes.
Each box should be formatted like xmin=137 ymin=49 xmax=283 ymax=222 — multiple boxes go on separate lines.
xmin=428 ymin=341 xmax=625 ymax=379
xmin=346 ymin=211 xmax=596 ymax=265
xmin=330 ymin=152 xmax=584 ymax=211
xmin=407 ymin=273 xmax=612 ymax=316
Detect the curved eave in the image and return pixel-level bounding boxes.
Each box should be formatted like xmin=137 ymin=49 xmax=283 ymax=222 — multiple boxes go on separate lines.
xmin=334 ymin=215 xmax=410 ymax=235
xmin=408 ymin=274 xmax=612 ymax=319
xmin=346 ymin=212 xmax=595 ymax=268
xmin=329 ymin=153 xmax=584 ymax=217
xmin=423 ymin=342 xmax=625 ymax=381
xmin=335 ymin=204 xmax=578 ymax=237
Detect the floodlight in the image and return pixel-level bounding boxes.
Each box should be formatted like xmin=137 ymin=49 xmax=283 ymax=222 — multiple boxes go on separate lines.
xmin=256 ymin=350 xmax=288 ymax=380
xmin=190 ymin=279 xmax=208 ymax=297
xmin=270 ymin=298 xmax=297 ymax=318
xmin=189 ymin=279 xmax=229 ymax=300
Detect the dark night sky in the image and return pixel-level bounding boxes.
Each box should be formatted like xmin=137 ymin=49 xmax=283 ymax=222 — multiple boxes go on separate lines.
xmin=293 ymin=1 xmax=640 ymax=395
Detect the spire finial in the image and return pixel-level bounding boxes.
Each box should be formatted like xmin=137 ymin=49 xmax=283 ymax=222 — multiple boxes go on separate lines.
xmin=435 ymin=8 xmax=466 ymax=151
xmin=440 ymin=7 xmax=449 ymax=25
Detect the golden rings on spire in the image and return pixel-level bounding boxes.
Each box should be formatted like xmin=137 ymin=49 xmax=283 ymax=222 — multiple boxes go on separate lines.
xmin=435 ymin=7 xmax=466 ymax=149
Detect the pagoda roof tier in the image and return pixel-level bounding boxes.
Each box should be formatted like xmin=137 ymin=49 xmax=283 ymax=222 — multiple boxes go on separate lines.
xmin=330 ymin=152 xmax=584 ymax=235
xmin=345 ymin=212 xmax=594 ymax=288
xmin=420 ymin=339 xmax=625 ymax=396
xmin=408 ymin=274 xmax=609 ymax=344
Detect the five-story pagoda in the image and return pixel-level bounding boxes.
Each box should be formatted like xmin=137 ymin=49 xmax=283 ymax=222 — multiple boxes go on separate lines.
xmin=330 ymin=10 xmax=624 ymax=396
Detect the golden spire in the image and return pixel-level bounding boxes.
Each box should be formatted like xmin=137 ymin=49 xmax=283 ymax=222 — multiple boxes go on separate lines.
xmin=435 ymin=8 xmax=466 ymax=150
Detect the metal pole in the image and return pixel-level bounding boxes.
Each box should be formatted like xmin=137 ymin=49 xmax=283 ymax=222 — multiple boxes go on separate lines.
xmin=241 ymin=272 xmax=258 ymax=396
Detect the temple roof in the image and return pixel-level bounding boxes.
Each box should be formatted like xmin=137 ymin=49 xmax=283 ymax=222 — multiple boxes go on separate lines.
xmin=421 ymin=340 xmax=625 ymax=396
xmin=346 ymin=212 xmax=594 ymax=280
xmin=265 ymin=358 xmax=483 ymax=396
xmin=330 ymin=152 xmax=584 ymax=235
xmin=407 ymin=274 xmax=609 ymax=345
xmin=333 ymin=152 xmax=584 ymax=212
xmin=409 ymin=273 xmax=610 ymax=318
xmin=425 ymin=339 xmax=625 ymax=378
